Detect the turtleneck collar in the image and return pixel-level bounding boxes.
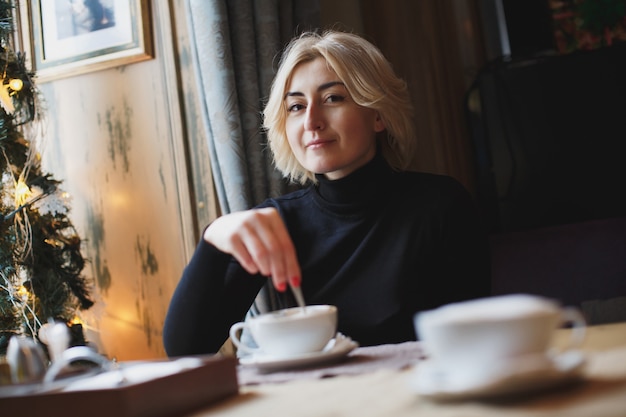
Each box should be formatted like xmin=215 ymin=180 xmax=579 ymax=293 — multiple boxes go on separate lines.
xmin=313 ymin=153 xmax=394 ymax=207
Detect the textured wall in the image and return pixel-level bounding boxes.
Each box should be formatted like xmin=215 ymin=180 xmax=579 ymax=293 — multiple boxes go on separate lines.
xmin=35 ymin=2 xmax=197 ymax=361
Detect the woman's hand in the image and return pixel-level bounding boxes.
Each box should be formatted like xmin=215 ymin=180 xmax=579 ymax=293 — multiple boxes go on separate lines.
xmin=203 ymin=207 xmax=301 ymax=291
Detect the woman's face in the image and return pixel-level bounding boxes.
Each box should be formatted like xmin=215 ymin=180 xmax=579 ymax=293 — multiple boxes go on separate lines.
xmin=284 ymin=58 xmax=385 ymax=180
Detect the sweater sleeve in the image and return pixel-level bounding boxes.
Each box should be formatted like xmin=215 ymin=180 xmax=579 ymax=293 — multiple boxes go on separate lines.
xmin=162 ymin=238 xmax=266 ymax=357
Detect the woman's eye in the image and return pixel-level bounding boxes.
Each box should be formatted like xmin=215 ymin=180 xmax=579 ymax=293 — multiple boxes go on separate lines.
xmin=287 ymin=103 xmax=305 ymax=112
xmin=325 ymin=94 xmax=345 ymax=103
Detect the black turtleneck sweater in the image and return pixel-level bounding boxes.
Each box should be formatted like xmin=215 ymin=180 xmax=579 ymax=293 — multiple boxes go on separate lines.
xmin=163 ymin=156 xmax=491 ymax=356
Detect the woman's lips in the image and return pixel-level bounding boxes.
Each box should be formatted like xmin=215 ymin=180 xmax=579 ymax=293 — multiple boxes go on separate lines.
xmin=306 ymin=139 xmax=334 ymax=148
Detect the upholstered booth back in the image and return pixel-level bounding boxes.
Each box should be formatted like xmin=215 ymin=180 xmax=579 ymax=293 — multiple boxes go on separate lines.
xmin=490 ymin=216 xmax=626 ymax=324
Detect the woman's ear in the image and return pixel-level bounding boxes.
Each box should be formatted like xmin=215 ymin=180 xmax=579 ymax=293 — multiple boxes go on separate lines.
xmin=374 ymin=112 xmax=385 ymax=133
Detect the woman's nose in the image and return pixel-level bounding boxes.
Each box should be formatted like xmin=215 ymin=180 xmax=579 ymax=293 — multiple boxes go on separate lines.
xmin=304 ymin=103 xmax=324 ymax=131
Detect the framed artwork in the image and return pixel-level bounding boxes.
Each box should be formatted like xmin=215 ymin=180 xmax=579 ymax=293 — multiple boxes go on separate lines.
xmin=17 ymin=0 xmax=153 ymax=83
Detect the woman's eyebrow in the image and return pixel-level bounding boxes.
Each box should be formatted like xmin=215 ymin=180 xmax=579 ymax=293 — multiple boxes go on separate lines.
xmin=284 ymin=81 xmax=345 ymax=98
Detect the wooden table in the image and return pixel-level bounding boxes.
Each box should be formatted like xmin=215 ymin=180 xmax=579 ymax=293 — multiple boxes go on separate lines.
xmin=189 ymin=322 xmax=626 ymax=417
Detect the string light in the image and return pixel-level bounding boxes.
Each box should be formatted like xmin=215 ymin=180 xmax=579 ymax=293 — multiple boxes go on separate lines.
xmin=16 ymin=285 xmax=29 ymax=300
xmin=44 ymin=238 xmax=64 ymax=248
xmin=14 ymin=178 xmax=31 ymax=206
xmin=8 ymin=78 xmax=23 ymax=92
xmin=70 ymin=316 xmax=84 ymax=326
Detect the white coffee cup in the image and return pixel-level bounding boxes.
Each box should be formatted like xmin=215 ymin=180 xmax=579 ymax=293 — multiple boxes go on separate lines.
xmin=414 ymin=294 xmax=586 ymax=380
xmin=229 ymin=305 xmax=338 ymax=357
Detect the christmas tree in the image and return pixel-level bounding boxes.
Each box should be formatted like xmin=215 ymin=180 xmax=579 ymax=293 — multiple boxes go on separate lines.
xmin=0 ymin=1 xmax=93 ymax=356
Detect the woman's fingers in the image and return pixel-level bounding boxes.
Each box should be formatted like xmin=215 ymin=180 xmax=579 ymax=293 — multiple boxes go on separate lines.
xmin=203 ymin=208 xmax=301 ymax=291
xmin=226 ymin=234 xmax=260 ymax=275
xmin=259 ymin=208 xmax=300 ymax=290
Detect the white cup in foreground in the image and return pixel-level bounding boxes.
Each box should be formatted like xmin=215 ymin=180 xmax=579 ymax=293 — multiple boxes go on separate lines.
xmin=229 ymin=305 xmax=338 ymax=358
xmin=414 ymin=294 xmax=586 ymax=377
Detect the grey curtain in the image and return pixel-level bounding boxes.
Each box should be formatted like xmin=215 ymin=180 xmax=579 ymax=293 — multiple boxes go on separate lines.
xmin=187 ymin=1 xmax=320 ymax=316
xmin=188 ymin=0 xmax=320 ymax=214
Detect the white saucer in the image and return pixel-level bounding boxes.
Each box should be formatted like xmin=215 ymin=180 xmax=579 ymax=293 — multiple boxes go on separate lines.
xmin=238 ymin=333 xmax=358 ymax=372
xmin=410 ymin=350 xmax=586 ymax=401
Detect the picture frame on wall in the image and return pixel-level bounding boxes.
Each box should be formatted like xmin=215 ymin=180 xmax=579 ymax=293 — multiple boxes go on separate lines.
xmin=17 ymin=0 xmax=153 ymax=83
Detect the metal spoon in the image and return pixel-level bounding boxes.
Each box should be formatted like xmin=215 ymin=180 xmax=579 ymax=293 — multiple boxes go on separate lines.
xmin=290 ymin=283 xmax=306 ymax=309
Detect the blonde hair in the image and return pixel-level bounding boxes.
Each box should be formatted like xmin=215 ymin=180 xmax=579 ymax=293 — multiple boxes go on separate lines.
xmin=263 ymin=30 xmax=416 ymax=185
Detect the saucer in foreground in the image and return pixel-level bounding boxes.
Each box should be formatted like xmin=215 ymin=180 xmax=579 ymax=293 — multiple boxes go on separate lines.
xmin=410 ymin=350 xmax=586 ymax=401
xmin=238 ymin=333 xmax=358 ymax=372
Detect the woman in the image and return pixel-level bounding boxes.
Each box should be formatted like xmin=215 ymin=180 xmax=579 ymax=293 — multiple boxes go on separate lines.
xmin=163 ymin=30 xmax=490 ymax=356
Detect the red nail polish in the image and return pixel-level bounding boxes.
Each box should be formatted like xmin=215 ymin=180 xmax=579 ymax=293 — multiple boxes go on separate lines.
xmin=276 ymin=282 xmax=287 ymax=292
xmin=290 ymin=276 xmax=301 ymax=287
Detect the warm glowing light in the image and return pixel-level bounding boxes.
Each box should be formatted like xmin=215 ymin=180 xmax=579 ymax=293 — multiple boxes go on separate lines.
xmin=44 ymin=238 xmax=64 ymax=248
xmin=69 ymin=315 xmax=94 ymax=332
xmin=17 ymin=285 xmax=29 ymax=299
xmin=14 ymin=179 xmax=31 ymax=206
xmin=8 ymin=78 xmax=23 ymax=92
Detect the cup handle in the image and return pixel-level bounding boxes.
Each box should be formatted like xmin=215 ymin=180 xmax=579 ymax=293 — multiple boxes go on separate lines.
xmin=559 ymin=306 xmax=587 ymax=351
xmin=229 ymin=322 xmax=260 ymax=355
